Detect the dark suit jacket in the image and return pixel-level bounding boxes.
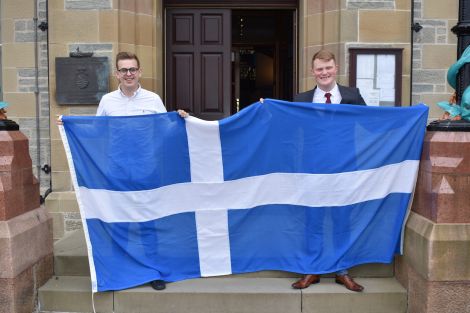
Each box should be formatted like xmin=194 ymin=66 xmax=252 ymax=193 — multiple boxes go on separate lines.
xmin=293 ymin=84 xmax=366 ymax=105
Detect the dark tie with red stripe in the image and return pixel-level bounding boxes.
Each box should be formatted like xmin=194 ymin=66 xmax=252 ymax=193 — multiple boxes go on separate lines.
xmin=325 ymin=92 xmax=332 ymax=104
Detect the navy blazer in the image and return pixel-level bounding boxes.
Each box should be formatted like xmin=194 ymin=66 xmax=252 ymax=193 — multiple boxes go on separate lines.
xmin=293 ymin=84 xmax=366 ymax=105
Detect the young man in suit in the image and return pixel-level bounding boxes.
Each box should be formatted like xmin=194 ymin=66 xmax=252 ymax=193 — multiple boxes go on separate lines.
xmin=291 ymin=50 xmax=366 ymax=292
xmin=294 ymin=50 xmax=366 ymax=105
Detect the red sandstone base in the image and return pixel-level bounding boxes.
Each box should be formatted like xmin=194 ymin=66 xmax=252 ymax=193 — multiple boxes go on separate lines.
xmin=397 ymin=130 xmax=470 ymax=313
xmin=0 ymin=254 xmax=53 ymax=313
xmin=406 ymin=263 xmax=470 ymax=313
xmin=0 ymin=206 xmax=53 ymax=313
xmin=0 ymin=130 xmax=53 ymax=313
xmin=413 ymin=131 xmax=470 ymax=223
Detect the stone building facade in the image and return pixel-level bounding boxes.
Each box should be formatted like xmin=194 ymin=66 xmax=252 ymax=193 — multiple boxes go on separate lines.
xmin=2 ymin=1 xmax=470 ymax=313
xmin=0 ymin=0 xmax=50 ymax=197
xmin=412 ymin=0 xmax=459 ymax=117
xmin=0 ymin=0 xmax=460 ymax=237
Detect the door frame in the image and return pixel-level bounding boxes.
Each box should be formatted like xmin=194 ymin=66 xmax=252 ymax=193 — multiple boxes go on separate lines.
xmin=163 ymin=0 xmax=297 ymax=8
xmin=162 ymin=1 xmax=298 ymax=115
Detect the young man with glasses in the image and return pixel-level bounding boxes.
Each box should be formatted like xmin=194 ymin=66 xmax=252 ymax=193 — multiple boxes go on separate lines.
xmin=99 ymin=52 xmax=189 ymax=291
xmin=96 ymin=52 xmax=167 ymax=116
xmin=58 ymin=52 xmax=186 ymax=290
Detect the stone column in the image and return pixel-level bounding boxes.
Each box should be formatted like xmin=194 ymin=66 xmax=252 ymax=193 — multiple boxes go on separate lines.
xmin=395 ymin=131 xmax=470 ymax=313
xmin=0 ymin=122 xmax=53 ymax=313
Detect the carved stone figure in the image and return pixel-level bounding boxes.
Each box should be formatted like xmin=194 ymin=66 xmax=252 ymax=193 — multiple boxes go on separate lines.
xmin=0 ymin=102 xmax=8 ymax=120
xmin=438 ymin=45 xmax=470 ymax=121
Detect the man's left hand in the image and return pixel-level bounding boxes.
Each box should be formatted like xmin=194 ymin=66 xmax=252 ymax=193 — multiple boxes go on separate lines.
xmin=177 ymin=110 xmax=189 ymax=118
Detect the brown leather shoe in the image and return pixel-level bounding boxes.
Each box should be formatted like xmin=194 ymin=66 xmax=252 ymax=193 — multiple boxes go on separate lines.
xmin=292 ymin=274 xmax=320 ymax=289
xmin=335 ymin=274 xmax=364 ymax=292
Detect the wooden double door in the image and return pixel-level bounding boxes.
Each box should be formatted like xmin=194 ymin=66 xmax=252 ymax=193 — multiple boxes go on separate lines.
xmin=165 ymin=7 xmax=295 ymax=120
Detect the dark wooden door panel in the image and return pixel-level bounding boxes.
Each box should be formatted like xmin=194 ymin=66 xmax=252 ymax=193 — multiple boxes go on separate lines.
xmin=166 ymin=9 xmax=231 ymax=120
xmin=172 ymin=53 xmax=194 ymax=111
xmin=201 ymin=14 xmax=224 ymax=44
xmin=201 ymin=53 xmax=223 ymax=112
xmin=172 ymin=15 xmax=194 ymax=44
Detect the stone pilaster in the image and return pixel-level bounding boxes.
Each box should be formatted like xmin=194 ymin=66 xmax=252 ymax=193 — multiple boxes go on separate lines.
xmin=396 ymin=130 xmax=470 ymax=313
xmin=0 ymin=130 xmax=53 ymax=313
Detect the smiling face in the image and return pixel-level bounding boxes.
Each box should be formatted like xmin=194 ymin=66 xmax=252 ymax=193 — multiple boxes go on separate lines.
xmin=312 ymin=58 xmax=338 ymax=92
xmin=115 ymin=58 xmax=142 ymax=93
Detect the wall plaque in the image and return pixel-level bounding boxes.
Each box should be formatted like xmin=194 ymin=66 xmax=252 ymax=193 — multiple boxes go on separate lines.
xmin=55 ymin=56 xmax=109 ymax=104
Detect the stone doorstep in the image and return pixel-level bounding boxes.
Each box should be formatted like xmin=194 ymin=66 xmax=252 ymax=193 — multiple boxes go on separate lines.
xmin=53 ymin=229 xmax=395 ymax=278
xmin=38 ymin=276 xmax=406 ymax=313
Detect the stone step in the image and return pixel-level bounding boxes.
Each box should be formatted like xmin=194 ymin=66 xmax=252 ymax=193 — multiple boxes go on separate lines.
xmin=54 ymin=229 xmax=395 ymax=278
xmin=39 ymin=276 xmax=407 ymax=313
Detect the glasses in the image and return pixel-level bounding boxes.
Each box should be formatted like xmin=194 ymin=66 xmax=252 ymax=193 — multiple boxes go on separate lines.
xmin=117 ymin=67 xmax=139 ymax=75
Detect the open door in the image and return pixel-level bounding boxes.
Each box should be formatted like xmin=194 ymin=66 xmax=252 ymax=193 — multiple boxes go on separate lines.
xmin=166 ymin=9 xmax=231 ymax=120
xmin=231 ymin=10 xmax=294 ymax=113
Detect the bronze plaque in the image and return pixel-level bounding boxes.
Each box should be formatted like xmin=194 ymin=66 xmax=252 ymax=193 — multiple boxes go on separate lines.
xmin=55 ymin=57 xmax=109 ymax=104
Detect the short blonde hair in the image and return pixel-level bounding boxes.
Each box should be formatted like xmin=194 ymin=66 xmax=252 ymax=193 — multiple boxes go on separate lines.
xmin=311 ymin=50 xmax=336 ymax=68
xmin=115 ymin=52 xmax=140 ymax=69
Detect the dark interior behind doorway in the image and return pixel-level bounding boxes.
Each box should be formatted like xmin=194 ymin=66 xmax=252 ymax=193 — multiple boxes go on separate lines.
xmin=231 ymin=10 xmax=294 ymax=113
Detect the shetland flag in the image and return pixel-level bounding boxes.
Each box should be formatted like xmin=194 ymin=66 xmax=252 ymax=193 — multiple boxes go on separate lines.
xmin=60 ymin=99 xmax=428 ymax=292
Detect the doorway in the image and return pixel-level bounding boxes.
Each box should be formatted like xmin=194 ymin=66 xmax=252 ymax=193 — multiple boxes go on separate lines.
xmin=165 ymin=7 xmax=296 ymax=119
xmin=232 ymin=10 xmax=294 ymax=113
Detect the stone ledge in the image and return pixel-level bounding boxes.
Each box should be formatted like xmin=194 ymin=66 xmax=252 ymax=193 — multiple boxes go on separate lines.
xmin=45 ymin=191 xmax=79 ymax=213
xmin=404 ymin=212 xmax=470 ymax=281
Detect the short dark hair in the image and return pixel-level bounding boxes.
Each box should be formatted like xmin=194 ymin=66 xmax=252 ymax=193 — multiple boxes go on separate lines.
xmin=311 ymin=50 xmax=336 ymax=68
xmin=115 ymin=52 xmax=140 ymax=69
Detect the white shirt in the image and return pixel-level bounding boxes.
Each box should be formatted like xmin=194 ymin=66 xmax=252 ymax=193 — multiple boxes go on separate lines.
xmin=96 ymin=85 xmax=167 ymax=116
xmin=312 ymin=84 xmax=342 ymax=104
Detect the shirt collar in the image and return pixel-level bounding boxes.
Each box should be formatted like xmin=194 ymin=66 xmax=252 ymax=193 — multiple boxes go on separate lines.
xmin=314 ymin=83 xmax=340 ymax=103
xmin=118 ymin=84 xmax=141 ymax=98
xmin=316 ymin=83 xmax=338 ymax=95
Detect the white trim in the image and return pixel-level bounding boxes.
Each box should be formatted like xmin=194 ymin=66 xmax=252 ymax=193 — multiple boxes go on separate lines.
xmin=59 ymin=125 xmax=99 ymax=293
xmin=399 ymin=159 xmax=420 ymax=254
xmin=185 ymin=116 xmax=224 ymax=183
xmin=185 ymin=117 xmax=231 ymax=276
xmin=78 ymin=160 xmax=419 ymax=223
xmin=195 ymin=210 xmax=232 ymax=276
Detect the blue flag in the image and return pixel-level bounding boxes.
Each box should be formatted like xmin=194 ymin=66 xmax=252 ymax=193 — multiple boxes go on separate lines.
xmin=60 ymin=99 xmax=428 ymax=292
